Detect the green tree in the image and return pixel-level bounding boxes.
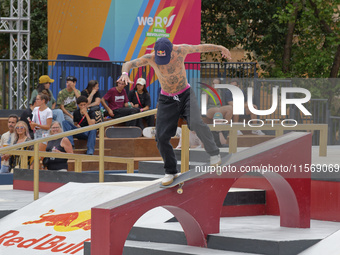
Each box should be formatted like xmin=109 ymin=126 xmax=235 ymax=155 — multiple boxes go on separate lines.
xmin=0 ymin=0 xmax=47 ymax=59
xmin=201 ymin=0 xmax=340 ymax=114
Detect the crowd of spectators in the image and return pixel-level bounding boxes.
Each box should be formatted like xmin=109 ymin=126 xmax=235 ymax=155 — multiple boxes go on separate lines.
xmin=0 ymin=74 xmax=154 ymax=173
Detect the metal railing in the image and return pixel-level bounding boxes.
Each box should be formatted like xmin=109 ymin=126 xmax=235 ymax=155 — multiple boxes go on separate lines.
xmin=0 ymin=109 xmax=157 ymax=200
xmin=0 ymin=59 xmax=257 ymax=110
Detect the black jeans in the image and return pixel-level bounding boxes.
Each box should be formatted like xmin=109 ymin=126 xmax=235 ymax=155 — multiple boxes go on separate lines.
xmin=113 ymin=107 xmax=139 ymax=126
xmin=156 ymin=88 xmax=219 ymax=174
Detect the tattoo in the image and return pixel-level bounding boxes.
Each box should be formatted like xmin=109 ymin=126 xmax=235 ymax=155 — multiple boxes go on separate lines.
xmin=169 ymin=75 xmax=179 ymax=85
xmin=129 ymin=57 xmax=149 ymax=69
xmin=167 ymin=65 xmax=175 ymax=74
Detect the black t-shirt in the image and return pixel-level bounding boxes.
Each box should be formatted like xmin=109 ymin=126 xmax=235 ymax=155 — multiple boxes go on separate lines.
xmin=128 ymin=90 xmax=151 ymax=108
xmin=81 ymin=89 xmax=101 ymax=104
xmin=20 ymin=108 xmax=34 ymax=138
xmin=73 ymin=108 xmax=96 ymax=127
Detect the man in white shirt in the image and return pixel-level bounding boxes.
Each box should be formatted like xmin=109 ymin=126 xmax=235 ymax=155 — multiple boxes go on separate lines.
xmin=0 ymin=114 xmax=18 ymax=173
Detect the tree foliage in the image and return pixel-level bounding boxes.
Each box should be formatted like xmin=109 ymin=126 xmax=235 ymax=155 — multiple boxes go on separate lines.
xmin=0 ymin=0 xmax=47 ymax=59
xmin=201 ymin=0 xmax=340 ymax=114
xmin=201 ymin=0 xmax=340 ymax=79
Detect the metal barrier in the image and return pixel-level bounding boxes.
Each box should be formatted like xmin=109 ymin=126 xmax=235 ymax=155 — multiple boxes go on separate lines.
xmin=0 ymin=109 xmax=157 ymax=200
xmin=0 ymin=59 xmax=257 ymax=110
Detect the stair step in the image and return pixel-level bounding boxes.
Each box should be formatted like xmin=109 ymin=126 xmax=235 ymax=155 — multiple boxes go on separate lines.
xmin=67 ymin=157 xmax=163 ymax=171
xmin=73 ymin=148 xmax=111 ymax=156
xmin=123 ymin=240 xmax=261 ymax=255
xmin=226 ymin=135 xmax=275 ymax=147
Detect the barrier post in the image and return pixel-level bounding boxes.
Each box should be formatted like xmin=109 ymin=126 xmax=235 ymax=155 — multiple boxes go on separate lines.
xmin=33 ymin=144 xmax=39 ymax=200
xmin=99 ymin=126 xmax=105 ymax=182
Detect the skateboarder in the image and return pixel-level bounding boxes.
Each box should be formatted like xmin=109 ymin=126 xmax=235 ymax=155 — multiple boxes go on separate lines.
xmin=119 ymin=37 xmax=232 ymax=185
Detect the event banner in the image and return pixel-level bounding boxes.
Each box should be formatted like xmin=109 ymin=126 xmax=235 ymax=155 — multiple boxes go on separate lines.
xmin=48 ymin=0 xmax=201 ymax=62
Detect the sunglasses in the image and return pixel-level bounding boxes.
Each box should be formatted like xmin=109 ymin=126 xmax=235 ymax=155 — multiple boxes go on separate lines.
xmin=16 ymin=126 xmax=25 ymax=130
xmin=66 ymin=76 xmax=77 ymax=82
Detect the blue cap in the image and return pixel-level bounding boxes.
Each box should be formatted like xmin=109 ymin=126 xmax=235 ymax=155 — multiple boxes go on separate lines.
xmin=154 ymin=37 xmax=173 ymax=65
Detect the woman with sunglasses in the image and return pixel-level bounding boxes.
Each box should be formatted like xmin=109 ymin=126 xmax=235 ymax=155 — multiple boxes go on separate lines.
xmin=44 ymin=121 xmax=73 ymax=171
xmin=9 ymin=121 xmax=33 ymax=170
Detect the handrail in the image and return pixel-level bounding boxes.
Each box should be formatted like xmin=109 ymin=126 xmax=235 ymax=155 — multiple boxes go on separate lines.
xmin=0 ymin=109 xmax=157 ymax=153
xmin=1 ymin=109 xmax=157 ymax=200
xmin=210 ymin=123 xmax=328 ymax=157
xmin=180 ymin=123 xmax=328 ymax=174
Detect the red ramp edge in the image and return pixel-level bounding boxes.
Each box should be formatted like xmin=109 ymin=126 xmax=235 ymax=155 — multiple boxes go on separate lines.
xmin=92 ymin=132 xmax=312 ymax=255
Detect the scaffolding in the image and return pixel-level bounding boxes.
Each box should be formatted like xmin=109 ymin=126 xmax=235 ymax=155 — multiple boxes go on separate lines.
xmin=0 ymin=0 xmax=30 ymax=109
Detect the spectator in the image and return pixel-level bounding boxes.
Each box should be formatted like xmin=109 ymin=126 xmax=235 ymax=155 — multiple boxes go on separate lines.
xmin=101 ymin=79 xmax=139 ymax=126
xmin=44 ymin=121 xmax=73 ymax=171
xmin=62 ymin=96 xmax=97 ymax=155
xmin=204 ymin=78 xmax=232 ymax=147
xmin=21 ymin=96 xmax=37 ymax=139
xmin=225 ymin=79 xmax=265 ymax=135
xmin=0 ymin=114 xmax=18 ymax=173
xmin=9 ymin=121 xmax=33 ymax=170
xmin=128 ymin=77 xmax=155 ymax=129
xmin=30 ymin=75 xmax=65 ymax=123
xmin=81 ymin=80 xmax=101 ymax=111
xmin=57 ymin=76 xmax=81 ymax=124
xmin=30 ymin=92 xmax=53 ymax=151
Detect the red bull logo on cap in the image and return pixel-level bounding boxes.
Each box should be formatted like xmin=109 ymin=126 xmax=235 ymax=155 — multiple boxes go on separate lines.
xmin=157 ymin=50 xmax=166 ymax=56
xmin=23 ymin=209 xmax=91 ymax=232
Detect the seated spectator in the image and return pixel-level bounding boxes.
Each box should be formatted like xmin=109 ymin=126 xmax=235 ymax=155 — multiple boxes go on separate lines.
xmin=21 ymin=96 xmax=37 ymax=139
xmin=0 ymin=114 xmax=18 ymax=173
xmin=44 ymin=121 xmax=73 ymax=171
xmin=30 ymin=75 xmax=65 ymax=123
xmin=81 ymin=80 xmax=101 ymax=111
xmin=128 ymin=78 xmax=155 ymax=129
xmin=9 ymin=121 xmax=33 ymax=170
xmin=205 ymin=78 xmax=233 ymax=122
xmin=225 ymin=79 xmax=265 ymax=135
xmin=62 ymin=96 xmax=97 ymax=155
xmin=101 ymin=79 xmax=139 ymax=126
xmin=29 ymin=92 xmax=53 ymax=151
xmin=57 ymin=76 xmax=81 ymax=124
xmin=204 ymin=78 xmax=232 ymax=147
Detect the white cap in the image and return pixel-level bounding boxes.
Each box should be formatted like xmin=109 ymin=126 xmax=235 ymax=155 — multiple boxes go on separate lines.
xmin=136 ymin=78 xmax=146 ymax=86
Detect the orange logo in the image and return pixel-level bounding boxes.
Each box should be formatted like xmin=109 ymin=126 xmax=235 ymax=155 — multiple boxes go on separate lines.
xmin=23 ymin=209 xmax=91 ymax=232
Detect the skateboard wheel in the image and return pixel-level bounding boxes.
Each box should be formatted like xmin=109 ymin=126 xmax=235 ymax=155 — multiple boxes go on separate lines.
xmin=177 ymin=188 xmax=183 ymax=194
xmin=216 ymin=170 xmax=222 ymax=176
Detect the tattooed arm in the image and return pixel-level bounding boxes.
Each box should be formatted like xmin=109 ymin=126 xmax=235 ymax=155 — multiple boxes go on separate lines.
xmin=179 ymin=44 xmax=232 ymax=60
xmin=120 ymin=55 xmax=152 ymax=85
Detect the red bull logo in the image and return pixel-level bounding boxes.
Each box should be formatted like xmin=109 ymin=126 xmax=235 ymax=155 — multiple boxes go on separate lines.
xmin=157 ymin=50 xmax=166 ymax=56
xmin=23 ymin=209 xmax=91 ymax=232
xmin=0 ymin=230 xmax=90 ymax=254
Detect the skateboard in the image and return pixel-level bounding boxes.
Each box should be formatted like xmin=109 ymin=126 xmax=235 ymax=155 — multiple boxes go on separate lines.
xmin=143 ymin=126 xmax=181 ymax=138
xmin=160 ymin=154 xmax=232 ymax=194
xmin=105 ymin=126 xmax=142 ymax=138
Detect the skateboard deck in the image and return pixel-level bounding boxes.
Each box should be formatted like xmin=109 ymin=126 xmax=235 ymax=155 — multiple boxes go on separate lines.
xmin=143 ymin=126 xmax=181 ymax=138
xmin=105 ymin=126 xmax=142 ymax=138
xmin=160 ymin=154 xmax=232 ymax=193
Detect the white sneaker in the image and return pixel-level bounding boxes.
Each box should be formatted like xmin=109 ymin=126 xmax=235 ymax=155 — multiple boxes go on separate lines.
xmin=252 ymin=130 xmax=265 ymax=135
xmin=210 ymin=154 xmax=221 ymax=166
xmin=162 ymin=173 xmax=181 ymax=186
xmin=237 ymin=130 xmax=243 ymax=135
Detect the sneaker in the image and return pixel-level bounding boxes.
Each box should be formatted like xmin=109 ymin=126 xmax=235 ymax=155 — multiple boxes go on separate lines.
xmin=161 ymin=173 xmax=181 ymax=186
xmin=237 ymin=130 xmax=243 ymax=135
xmin=252 ymin=130 xmax=265 ymax=136
xmin=162 ymin=174 xmax=175 ymax=186
xmin=210 ymin=154 xmax=221 ymax=166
